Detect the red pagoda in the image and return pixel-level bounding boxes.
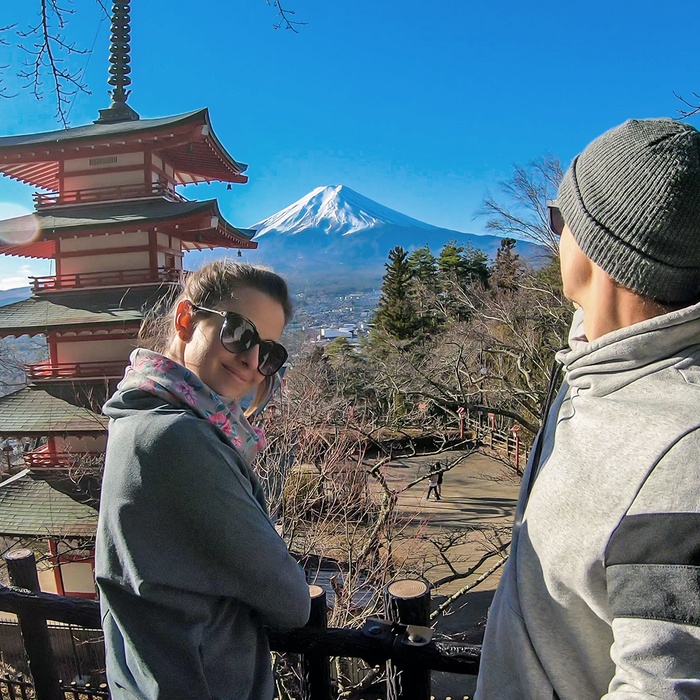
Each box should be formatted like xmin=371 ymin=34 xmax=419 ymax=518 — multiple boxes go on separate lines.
xmin=0 ymin=1 xmax=257 ymax=596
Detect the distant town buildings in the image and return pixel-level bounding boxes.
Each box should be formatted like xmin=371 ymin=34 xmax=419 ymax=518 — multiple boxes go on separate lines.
xmin=289 ymin=289 xmax=379 ymax=346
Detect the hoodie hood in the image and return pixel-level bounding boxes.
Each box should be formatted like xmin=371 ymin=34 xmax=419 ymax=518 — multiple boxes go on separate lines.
xmin=556 ymin=301 xmax=700 ymax=396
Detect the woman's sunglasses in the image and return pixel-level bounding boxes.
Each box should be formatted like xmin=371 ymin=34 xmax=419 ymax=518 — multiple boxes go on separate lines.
xmin=189 ymin=303 xmax=288 ymax=377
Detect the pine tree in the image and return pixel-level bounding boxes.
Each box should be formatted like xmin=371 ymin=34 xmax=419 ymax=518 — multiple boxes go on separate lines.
xmin=373 ymin=246 xmax=422 ymax=340
xmin=406 ymin=246 xmax=438 ymax=285
xmin=491 ymin=237 xmax=522 ymax=292
xmin=407 ymin=246 xmax=441 ymax=336
xmin=438 ymin=240 xmax=468 ymax=283
xmin=463 ymin=245 xmax=490 ymax=288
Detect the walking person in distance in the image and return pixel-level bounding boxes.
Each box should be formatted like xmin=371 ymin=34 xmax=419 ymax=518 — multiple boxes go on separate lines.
xmin=426 ymin=463 xmax=441 ymax=500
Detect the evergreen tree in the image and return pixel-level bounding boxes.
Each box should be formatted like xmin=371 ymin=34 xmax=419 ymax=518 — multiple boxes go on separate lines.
xmin=437 ymin=241 xmax=490 ymax=287
xmin=463 ymin=245 xmax=490 ymax=288
xmin=407 ymin=246 xmax=441 ymax=336
xmin=406 ymin=246 xmax=438 ymax=285
xmin=491 ymin=237 xmax=523 ymax=292
xmin=438 ymin=240 xmax=468 ymax=282
xmin=373 ymin=246 xmax=421 ymax=341
xmin=324 ymin=337 xmax=355 ymax=366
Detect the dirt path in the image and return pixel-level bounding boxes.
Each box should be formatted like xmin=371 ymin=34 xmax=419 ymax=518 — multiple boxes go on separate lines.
xmin=374 ymin=450 xmax=520 ymax=698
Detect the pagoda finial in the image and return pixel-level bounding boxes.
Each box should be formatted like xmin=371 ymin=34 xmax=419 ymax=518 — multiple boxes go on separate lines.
xmin=95 ymin=1 xmax=140 ymax=123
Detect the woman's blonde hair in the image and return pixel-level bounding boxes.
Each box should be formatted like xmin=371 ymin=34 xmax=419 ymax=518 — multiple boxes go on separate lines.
xmin=139 ymin=259 xmax=292 ymax=417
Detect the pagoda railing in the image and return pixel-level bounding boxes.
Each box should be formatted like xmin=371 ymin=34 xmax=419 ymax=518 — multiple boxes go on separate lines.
xmin=26 ymin=360 xmax=126 ymax=383
xmin=22 ymin=447 xmax=103 ymax=472
xmin=29 ymin=266 xmax=181 ymax=293
xmin=33 ymin=181 xmax=188 ymax=208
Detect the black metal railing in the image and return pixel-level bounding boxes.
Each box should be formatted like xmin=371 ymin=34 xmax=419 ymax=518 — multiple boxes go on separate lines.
xmin=0 ymin=550 xmax=480 ymax=700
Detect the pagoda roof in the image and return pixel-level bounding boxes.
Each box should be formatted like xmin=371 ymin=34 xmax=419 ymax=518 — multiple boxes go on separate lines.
xmin=0 ymin=198 xmax=257 ymax=259
xmin=0 ymin=286 xmax=158 ymax=336
xmin=0 ymin=108 xmax=248 ymax=189
xmin=0 ymin=388 xmax=107 ymax=437
xmin=0 ymin=469 xmax=97 ymax=538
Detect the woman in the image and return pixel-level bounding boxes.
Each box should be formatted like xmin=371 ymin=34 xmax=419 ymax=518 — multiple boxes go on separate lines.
xmin=95 ymin=261 xmax=311 ymax=699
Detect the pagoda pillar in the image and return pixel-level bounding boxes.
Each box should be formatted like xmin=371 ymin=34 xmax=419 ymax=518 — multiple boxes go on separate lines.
xmin=148 ymin=230 xmax=159 ymax=275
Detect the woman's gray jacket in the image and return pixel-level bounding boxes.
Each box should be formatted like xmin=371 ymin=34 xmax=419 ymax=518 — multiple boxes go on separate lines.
xmin=95 ymin=391 xmax=310 ymax=699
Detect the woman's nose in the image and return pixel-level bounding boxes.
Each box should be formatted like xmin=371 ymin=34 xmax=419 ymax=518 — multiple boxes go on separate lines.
xmin=238 ymin=344 xmax=260 ymax=369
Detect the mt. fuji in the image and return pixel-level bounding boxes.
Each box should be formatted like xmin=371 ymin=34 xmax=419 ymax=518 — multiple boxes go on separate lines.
xmin=253 ymin=185 xmax=444 ymax=239
xmin=225 ymin=185 xmax=543 ymax=290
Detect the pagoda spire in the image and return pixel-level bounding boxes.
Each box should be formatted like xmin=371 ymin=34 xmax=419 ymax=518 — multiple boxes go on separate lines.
xmin=95 ymin=0 xmax=140 ymax=123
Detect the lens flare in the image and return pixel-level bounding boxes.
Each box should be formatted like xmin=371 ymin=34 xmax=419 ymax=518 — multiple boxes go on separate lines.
xmin=0 ymin=202 xmax=41 ymax=245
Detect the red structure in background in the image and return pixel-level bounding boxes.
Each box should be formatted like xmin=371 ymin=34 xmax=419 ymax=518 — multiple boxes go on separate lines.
xmin=0 ymin=0 xmax=259 ymax=597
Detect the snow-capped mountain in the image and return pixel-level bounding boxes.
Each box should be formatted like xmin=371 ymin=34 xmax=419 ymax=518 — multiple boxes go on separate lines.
xmin=193 ymin=185 xmax=543 ymax=291
xmin=253 ymin=185 xmax=439 ymax=238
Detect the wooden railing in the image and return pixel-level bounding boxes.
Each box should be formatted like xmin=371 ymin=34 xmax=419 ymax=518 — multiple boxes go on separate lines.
xmin=460 ymin=410 xmax=531 ymax=473
xmin=0 ymin=551 xmax=480 ymax=700
xmin=22 ymin=449 xmax=103 ymax=472
xmin=33 ymin=182 xmax=187 ymax=208
xmin=26 ymin=361 xmax=126 ymax=382
xmin=0 ymin=674 xmax=108 ymax=700
xmin=467 ymin=418 xmax=530 ymax=474
xmin=29 ymin=267 xmax=181 ymax=293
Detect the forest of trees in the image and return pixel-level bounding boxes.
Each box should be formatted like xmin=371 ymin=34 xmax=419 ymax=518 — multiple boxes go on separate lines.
xmin=288 ymin=234 xmax=568 ymax=442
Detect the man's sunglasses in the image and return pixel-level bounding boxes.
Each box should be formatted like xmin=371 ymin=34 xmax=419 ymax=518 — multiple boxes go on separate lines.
xmin=547 ymin=199 xmax=565 ymax=237
xmin=189 ymin=303 xmax=288 ymax=377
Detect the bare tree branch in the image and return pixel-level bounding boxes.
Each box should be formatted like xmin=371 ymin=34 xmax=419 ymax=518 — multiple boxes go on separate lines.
xmin=430 ymin=554 xmax=508 ymax=620
xmin=267 ymin=0 xmax=307 ymax=32
xmin=1 ymin=1 xmax=302 ymax=123
xmin=15 ymin=0 xmax=92 ymax=126
xmin=478 ymin=156 xmax=563 ymax=258
xmin=674 ymin=90 xmax=700 ymax=119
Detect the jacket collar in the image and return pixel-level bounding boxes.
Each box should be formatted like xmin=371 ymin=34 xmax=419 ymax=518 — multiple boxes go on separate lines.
xmin=556 ymin=302 xmax=700 ymax=396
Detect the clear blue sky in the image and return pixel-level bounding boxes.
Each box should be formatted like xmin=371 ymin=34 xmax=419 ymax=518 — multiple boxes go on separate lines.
xmin=0 ymin=0 xmax=699 ymax=288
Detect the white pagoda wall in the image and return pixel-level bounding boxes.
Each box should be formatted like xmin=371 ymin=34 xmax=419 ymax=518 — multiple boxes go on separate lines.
xmin=56 ymin=338 xmax=135 ymax=364
xmin=58 ymin=232 xmax=150 ymax=274
xmin=62 ymin=152 xmax=146 ymax=192
xmin=55 ymin=435 xmax=106 ymax=453
xmin=151 ymin=155 xmax=175 ymax=182
xmin=38 ymin=562 xmax=96 ymax=598
xmin=157 ymin=232 xmax=183 ymax=268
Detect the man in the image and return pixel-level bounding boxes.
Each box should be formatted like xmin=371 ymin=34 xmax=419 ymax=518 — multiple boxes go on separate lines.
xmin=475 ymin=119 xmax=700 ymax=699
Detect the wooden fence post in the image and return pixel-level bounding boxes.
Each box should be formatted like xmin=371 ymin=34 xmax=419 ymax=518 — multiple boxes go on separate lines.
xmin=4 ymin=549 xmax=62 ymax=700
xmin=300 ymin=585 xmax=332 ymax=700
xmin=384 ymin=578 xmax=431 ymax=700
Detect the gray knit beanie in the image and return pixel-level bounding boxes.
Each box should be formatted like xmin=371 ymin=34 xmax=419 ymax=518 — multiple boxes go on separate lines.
xmin=558 ymin=118 xmax=700 ymax=304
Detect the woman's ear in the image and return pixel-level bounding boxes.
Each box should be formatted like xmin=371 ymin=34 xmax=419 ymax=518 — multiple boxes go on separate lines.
xmin=174 ymin=300 xmax=194 ymax=342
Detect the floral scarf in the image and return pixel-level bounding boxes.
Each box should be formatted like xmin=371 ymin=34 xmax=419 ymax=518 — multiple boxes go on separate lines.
xmin=119 ymin=348 xmax=266 ymax=466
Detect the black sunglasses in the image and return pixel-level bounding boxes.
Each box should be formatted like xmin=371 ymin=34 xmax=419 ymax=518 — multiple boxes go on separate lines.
xmin=547 ymin=199 xmax=565 ymax=237
xmin=190 ymin=303 xmax=288 ymax=377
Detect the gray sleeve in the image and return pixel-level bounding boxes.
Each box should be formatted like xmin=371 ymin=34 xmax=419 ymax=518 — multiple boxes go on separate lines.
xmin=603 ymin=430 xmax=700 ymax=698
xmin=102 ymin=413 xmax=311 ymax=629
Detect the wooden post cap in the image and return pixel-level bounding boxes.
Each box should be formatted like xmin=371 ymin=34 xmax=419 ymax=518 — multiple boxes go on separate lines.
xmin=386 ymin=579 xmax=429 ymax=599
xmin=3 ymin=549 xmax=33 ymax=562
xmin=308 ymin=584 xmax=325 ymax=598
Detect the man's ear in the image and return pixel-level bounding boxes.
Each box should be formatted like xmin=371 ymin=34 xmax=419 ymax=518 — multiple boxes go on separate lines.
xmin=174 ymin=300 xmax=194 ymax=342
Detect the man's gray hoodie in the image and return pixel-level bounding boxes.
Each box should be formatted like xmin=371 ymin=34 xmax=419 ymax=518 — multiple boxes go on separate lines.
xmin=476 ymin=303 xmax=700 ymax=699
xmin=95 ymin=390 xmax=310 ymax=700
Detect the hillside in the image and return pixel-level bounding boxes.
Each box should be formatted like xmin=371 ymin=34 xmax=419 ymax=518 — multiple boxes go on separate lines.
xmin=0 ymin=287 xmax=30 ymax=307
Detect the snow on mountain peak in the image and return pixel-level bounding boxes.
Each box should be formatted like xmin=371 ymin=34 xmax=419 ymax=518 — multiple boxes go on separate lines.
xmin=251 ymin=184 xmax=439 ymax=238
